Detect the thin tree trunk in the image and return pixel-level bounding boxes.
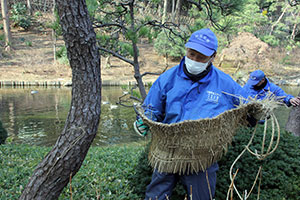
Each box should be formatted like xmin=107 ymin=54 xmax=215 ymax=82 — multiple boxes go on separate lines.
xmin=129 ymin=1 xmax=147 ymax=100
xmin=269 ymin=6 xmax=288 ymax=35
xmin=27 ymin=0 xmax=32 ymax=15
xmin=43 ymin=0 xmax=47 ymax=12
xmin=1 ymin=0 xmax=12 ymax=51
xmin=171 ymin=0 xmax=176 ymax=23
xmin=19 ymin=0 xmax=101 ymax=199
xmin=174 ymin=0 xmax=182 ymax=23
xmin=52 ymin=0 xmax=56 ymax=62
xmin=290 ymin=11 xmax=299 ymax=40
xmin=162 ymin=0 xmax=168 ymax=24
xmin=285 ymin=92 xmax=300 ymax=136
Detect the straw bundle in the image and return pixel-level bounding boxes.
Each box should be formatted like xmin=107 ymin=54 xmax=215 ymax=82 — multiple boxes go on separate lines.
xmin=137 ymin=102 xmax=264 ymax=175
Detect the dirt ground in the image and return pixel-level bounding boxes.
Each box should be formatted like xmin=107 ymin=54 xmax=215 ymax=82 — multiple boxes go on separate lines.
xmin=0 ymin=27 xmax=180 ymax=85
xmin=1 ymin=27 xmax=299 ymax=86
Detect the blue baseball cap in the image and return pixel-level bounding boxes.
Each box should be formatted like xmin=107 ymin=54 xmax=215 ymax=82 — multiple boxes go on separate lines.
xmin=185 ymin=28 xmax=218 ymax=56
xmin=247 ymin=70 xmax=265 ymax=86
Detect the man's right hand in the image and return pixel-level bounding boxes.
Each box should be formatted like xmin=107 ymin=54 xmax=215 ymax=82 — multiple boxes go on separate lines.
xmin=290 ymin=96 xmax=300 ymax=107
xmin=133 ymin=118 xmax=149 ymax=136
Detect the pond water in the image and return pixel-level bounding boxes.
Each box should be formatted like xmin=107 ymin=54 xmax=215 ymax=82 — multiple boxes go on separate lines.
xmin=0 ymin=85 xmax=299 ymax=146
xmin=0 ymin=86 xmax=146 ymax=146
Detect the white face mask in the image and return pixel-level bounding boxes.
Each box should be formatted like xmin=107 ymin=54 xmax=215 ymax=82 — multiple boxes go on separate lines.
xmin=185 ymin=56 xmax=211 ymax=75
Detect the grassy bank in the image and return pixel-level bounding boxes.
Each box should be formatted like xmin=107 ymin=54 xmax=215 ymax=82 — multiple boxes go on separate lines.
xmin=1 ymin=128 xmax=300 ymax=199
xmin=0 ymin=143 xmax=146 ymax=200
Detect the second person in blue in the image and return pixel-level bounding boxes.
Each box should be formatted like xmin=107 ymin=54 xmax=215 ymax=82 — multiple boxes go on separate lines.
xmin=243 ymin=70 xmax=300 ymax=107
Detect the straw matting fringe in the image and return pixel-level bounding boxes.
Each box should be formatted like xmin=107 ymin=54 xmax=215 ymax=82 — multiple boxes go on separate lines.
xmin=137 ymin=103 xmax=263 ymax=175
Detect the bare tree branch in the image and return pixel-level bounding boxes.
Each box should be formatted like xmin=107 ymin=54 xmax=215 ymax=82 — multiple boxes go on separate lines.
xmin=99 ymin=46 xmax=134 ymax=65
xmin=136 ymin=20 xmax=188 ymax=41
xmin=117 ymin=84 xmax=143 ymax=107
xmin=186 ymin=0 xmax=204 ymax=11
xmin=93 ymin=23 xmax=127 ymax=30
xmin=186 ymin=0 xmax=229 ymax=31
xmin=141 ymin=72 xmax=161 ymax=77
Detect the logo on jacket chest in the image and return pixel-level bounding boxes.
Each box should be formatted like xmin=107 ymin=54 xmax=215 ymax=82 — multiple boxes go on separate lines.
xmin=206 ymin=91 xmax=221 ymax=103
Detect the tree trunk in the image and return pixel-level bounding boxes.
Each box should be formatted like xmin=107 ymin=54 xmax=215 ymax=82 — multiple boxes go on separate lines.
xmin=269 ymin=6 xmax=288 ymax=35
xmin=162 ymin=0 xmax=168 ymax=24
xmin=173 ymin=0 xmax=182 ymax=23
xmin=285 ymin=92 xmax=300 ymax=136
xmin=52 ymin=0 xmax=56 ymax=62
xmin=171 ymin=0 xmax=176 ymax=22
xmin=290 ymin=11 xmax=299 ymax=40
xmin=129 ymin=1 xmax=147 ymax=100
xmin=19 ymin=0 xmax=101 ymax=199
xmin=1 ymin=0 xmax=12 ymax=50
xmin=27 ymin=0 xmax=32 ymax=15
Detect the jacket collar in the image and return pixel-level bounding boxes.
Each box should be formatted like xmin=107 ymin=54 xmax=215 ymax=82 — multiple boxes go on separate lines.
xmin=261 ymin=78 xmax=271 ymax=91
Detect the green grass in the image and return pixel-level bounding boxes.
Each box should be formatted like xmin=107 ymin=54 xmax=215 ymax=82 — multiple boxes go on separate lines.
xmin=2 ymin=128 xmax=300 ymax=200
xmin=0 ymin=143 xmax=146 ymax=199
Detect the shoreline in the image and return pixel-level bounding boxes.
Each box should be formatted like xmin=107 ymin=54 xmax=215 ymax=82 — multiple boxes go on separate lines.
xmin=1 ymin=79 xmax=300 ymax=88
xmin=0 ymin=79 xmax=154 ymax=87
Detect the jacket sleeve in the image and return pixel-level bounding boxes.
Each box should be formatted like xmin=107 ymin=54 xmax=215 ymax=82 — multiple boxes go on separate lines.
xmin=271 ymin=84 xmax=294 ymax=107
xmin=242 ymin=83 xmax=253 ymax=98
xmin=231 ymin=81 xmax=249 ymax=106
xmin=142 ymin=77 xmax=166 ymax=122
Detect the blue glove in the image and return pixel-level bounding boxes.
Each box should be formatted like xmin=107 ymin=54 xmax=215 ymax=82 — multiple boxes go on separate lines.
xmin=133 ymin=118 xmax=149 ymax=136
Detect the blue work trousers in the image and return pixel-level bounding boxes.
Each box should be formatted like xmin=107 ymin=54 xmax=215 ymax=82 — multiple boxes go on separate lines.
xmin=145 ymin=169 xmax=217 ymax=200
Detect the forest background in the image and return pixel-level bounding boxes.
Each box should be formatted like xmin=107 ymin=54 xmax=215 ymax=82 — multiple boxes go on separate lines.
xmin=1 ymin=0 xmax=300 ymax=92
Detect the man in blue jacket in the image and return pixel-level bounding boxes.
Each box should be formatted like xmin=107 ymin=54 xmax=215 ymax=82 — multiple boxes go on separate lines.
xmin=243 ymin=70 xmax=300 ymax=107
xmin=134 ymin=28 xmax=250 ymax=200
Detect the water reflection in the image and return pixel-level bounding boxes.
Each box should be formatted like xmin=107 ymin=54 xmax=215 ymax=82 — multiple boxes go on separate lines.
xmin=0 ymin=120 xmax=8 ymax=144
xmin=0 ymin=86 xmax=145 ymax=146
xmin=0 ymin=85 xmax=299 ymax=146
xmin=273 ymin=86 xmax=300 ymax=129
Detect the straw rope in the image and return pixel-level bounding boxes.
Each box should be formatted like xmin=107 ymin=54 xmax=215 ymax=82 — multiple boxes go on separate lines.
xmin=224 ymin=92 xmax=282 ymax=200
xmin=226 ymin=111 xmax=281 ymax=200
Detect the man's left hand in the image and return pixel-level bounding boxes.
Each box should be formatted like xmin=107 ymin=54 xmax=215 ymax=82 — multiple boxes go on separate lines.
xmin=133 ymin=118 xmax=149 ymax=136
xmin=290 ymin=97 xmax=300 ymax=107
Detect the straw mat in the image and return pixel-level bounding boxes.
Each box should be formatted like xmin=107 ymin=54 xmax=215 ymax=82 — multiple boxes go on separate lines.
xmin=137 ymin=102 xmax=262 ymax=174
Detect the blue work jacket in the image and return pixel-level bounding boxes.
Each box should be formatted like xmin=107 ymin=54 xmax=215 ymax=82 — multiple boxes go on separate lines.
xmin=143 ymin=57 xmax=248 ymax=123
xmin=143 ymin=57 xmax=248 ymax=172
xmin=243 ymin=78 xmax=293 ymax=107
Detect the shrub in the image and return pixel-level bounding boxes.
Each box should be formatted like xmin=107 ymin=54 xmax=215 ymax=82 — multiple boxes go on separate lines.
xmin=280 ymin=55 xmax=293 ymax=65
xmin=48 ymin=10 xmax=62 ymax=37
xmin=0 ymin=34 xmax=4 ymax=41
xmin=2 ymin=127 xmax=299 ymax=199
xmin=55 ymin=46 xmax=69 ymax=65
xmin=216 ymin=127 xmax=300 ymax=200
xmin=127 ymin=144 xmax=153 ymax=198
xmin=11 ymin=3 xmax=32 ymax=30
xmin=153 ymin=30 xmax=185 ymax=60
xmin=59 ymin=145 xmax=143 ymax=200
xmin=130 ymin=126 xmax=300 ymax=199
xmin=0 ymin=143 xmax=144 ymax=199
xmin=25 ymin=40 xmax=32 ymax=47
xmin=34 ymin=11 xmax=42 ymax=17
xmin=0 ymin=145 xmax=49 ymax=198
xmin=260 ymin=35 xmax=280 ymax=47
